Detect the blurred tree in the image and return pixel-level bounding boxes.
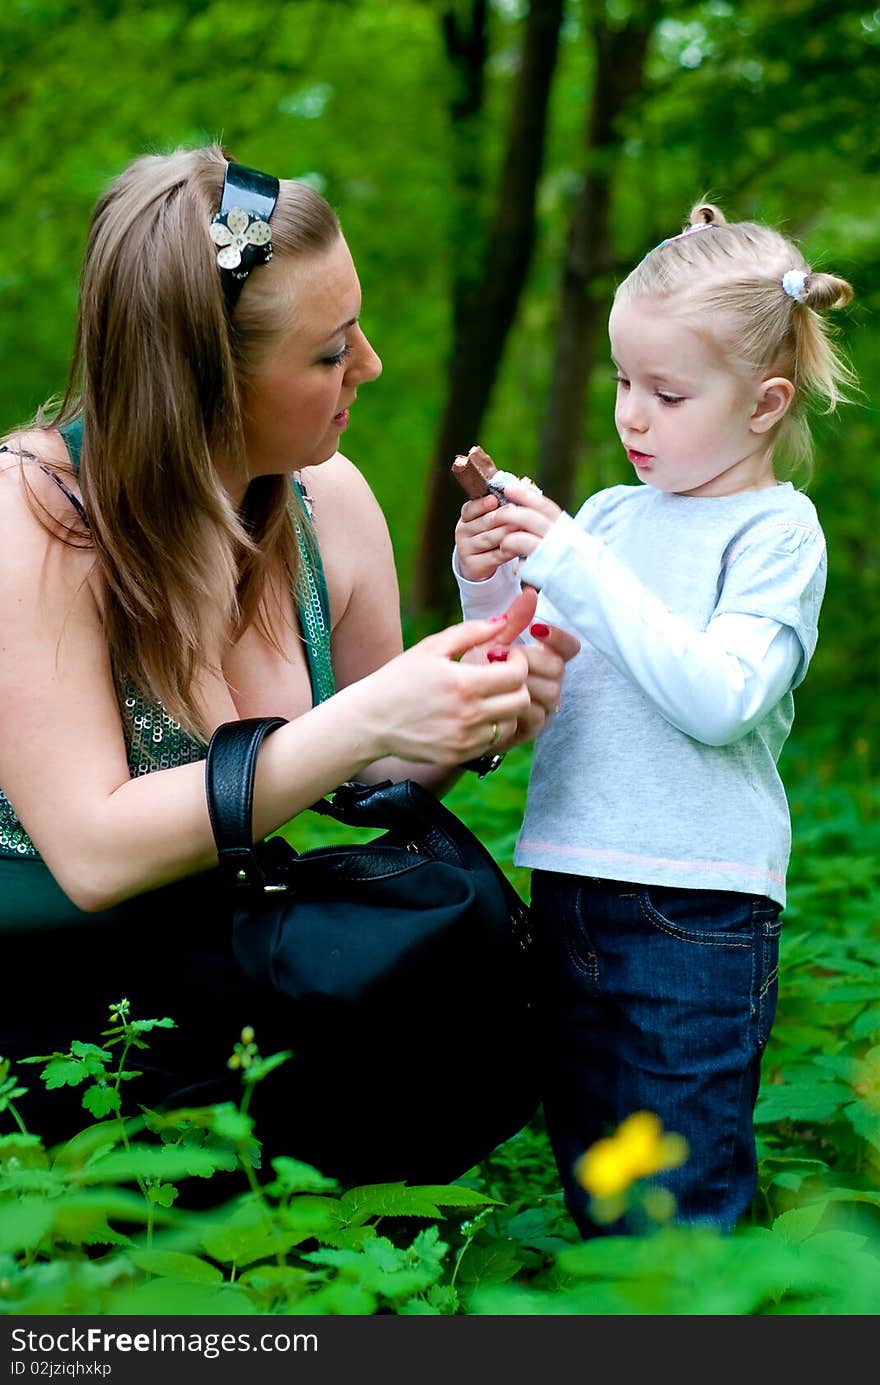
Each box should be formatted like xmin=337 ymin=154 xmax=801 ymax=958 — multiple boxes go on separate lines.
xmin=410 ymin=0 xmax=565 ymax=618
xmin=538 ymin=0 xmax=662 ymax=510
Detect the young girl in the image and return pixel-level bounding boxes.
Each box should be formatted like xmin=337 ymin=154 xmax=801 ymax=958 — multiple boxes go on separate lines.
xmin=453 ymin=203 xmax=855 ymax=1236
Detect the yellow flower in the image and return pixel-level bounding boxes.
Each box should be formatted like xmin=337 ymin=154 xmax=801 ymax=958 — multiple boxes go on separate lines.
xmin=574 ymin=1111 xmax=688 ymax=1200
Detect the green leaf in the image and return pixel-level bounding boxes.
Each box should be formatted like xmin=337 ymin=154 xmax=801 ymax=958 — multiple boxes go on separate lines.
xmin=267 ymin=1155 xmax=338 ymax=1196
xmin=81 ymin=1144 xmax=237 ymax=1184
xmin=754 ymin=1078 xmax=850 ymax=1123
xmin=51 ymin=1189 xmax=176 ymax=1228
xmin=409 ymin=1185 xmax=501 ymax=1209
xmin=241 ymin=1051 xmax=292 ymax=1084
xmin=0 ymin=1133 xmax=46 ymax=1163
xmin=303 ymin=1235 xmax=444 ymax=1300
xmin=82 ymin=1085 xmax=122 ymax=1117
xmin=455 ymin=1239 xmax=523 ymax=1285
xmin=0 ymin=1198 xmax=53 ymax=1253
xmin=40 ymin=1058 xmax=88 ymax=1089
xmin=0 ymin=1167 xmax=65 ymax=1195
xmin=201 ymin=1219 xmax=294 ymax=1269
xmin=402 ymin=1283 xmax=459 ymax=1315
xmin=825 ymin=1187 xmax=880 ymax=1209
xmin=128 ymin=1250 xmax=224 ymax=1284
xmin=52 ymin=1119 xmax=134 ymax=1168
xmin=339 ymin=1182 xmax=498 ymax=1225
xmin=312 ymin=1224 xmax=377 ymax=1251
xmin=842 ymin=1100 xmax=880 ymax=1151
xmin=52 ymin=1205 xmax=132 ymax=1249
xmin=70 ymin=1042 xmax=113 ymax=1061
xmin=852 ymin=1006 xmax=880 ymax=1039
xmin=772 ymin=1201 xmax=830 ymax=1244
xmin=106 ymin=1279 xmax=256 ymax=1315
xmin=292 ymin=1280 xmax=376 ymax=1315
xmin=277 ymin=1196 xmax=339 ymax=1244
xmin=0 ymin=1082 xmax=28 ymax=1105
xmin=146 ymin=1183 xmax=179 ymax=1208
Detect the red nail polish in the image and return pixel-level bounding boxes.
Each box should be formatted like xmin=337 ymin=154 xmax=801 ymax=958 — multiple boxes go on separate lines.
xmin=487 ymin=648 xmax=509 ymax=662
xmin=530 ymin=623 xmax=550 ymax=638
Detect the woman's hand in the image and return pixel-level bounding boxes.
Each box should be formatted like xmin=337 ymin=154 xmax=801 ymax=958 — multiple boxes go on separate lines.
xmin=466 ymin=586 xmax=580 ymax=747
xmin=352 ymin=617 xmax=532 ymax=766
xmin=514 ymin=619 xmax=580 ymax=744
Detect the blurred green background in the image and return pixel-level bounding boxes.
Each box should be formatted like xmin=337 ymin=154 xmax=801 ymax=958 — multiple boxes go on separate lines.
xmin=2 ymin=4 xmax=879 ymax=1292
xmin=1 ymin=0 xmax=878 ymax=760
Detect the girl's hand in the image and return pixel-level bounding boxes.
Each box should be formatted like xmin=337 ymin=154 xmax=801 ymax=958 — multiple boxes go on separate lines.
xmin=491 ymin=479 xmax=563 ymax=562
xmin=353 ymin=618 xmax=532 ymax=765
xmin=454 ymin=493 xmax=509 ymax=582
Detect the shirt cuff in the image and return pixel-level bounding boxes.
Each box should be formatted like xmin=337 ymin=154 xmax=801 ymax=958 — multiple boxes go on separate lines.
xmin=451 ymin=548 xmax=523 ymax=619
xmin=519 ymin=512 xmax=595 ymax=592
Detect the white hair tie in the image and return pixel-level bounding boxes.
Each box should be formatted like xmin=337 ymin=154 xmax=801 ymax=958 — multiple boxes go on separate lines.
xmin=782 ymin=269 xmax=809 ymax=303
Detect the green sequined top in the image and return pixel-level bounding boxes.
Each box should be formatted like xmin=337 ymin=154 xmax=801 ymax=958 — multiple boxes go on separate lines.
xmin=0 ymin=418 xmax=336 ymax=863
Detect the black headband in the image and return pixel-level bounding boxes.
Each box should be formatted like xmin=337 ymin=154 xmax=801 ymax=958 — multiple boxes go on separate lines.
xmin=209 ymin=161 xmax=280 ymax=311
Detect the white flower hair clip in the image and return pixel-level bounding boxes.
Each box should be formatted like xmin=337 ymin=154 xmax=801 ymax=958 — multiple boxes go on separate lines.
xmin=782 ymin=269 xmax=810 ymax=303
xmin=210 ymin=206 xmax=273 ymax=276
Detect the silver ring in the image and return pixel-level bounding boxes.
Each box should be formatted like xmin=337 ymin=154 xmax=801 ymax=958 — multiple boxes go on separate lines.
xmin=488 ymin=722 xmax=500 ymax=748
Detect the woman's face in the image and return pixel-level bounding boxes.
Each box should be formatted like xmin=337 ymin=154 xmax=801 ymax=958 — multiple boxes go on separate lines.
xmin=238 ymin=235 xmax=382 ymax=485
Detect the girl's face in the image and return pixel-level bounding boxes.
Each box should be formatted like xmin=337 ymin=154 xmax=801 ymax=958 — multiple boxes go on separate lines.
xmin=238 ymin=235 xmax=382 ymax=487
xmin=608 ymin=297 xmax=778 ymax=496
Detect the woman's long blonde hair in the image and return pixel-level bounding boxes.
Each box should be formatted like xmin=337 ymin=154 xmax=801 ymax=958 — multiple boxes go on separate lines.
xmin=35 ymin=144 xmax=341 ymax=735
xmin=615 ymin=202 xmax=856 ymax=476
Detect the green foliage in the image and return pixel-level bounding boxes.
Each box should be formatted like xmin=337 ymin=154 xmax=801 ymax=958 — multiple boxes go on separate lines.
xmin=2 ymin=723 xmax=878 ymax=1317
xmin=0 ymin=0 xmax=877 ymax=1317
xmin=0 ymin=1003 xmax=503 ymax=1315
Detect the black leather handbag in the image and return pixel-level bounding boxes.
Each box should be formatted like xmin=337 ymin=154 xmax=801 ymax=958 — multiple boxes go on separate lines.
xmin=205 ymin=716 xmax=541 ymax=1186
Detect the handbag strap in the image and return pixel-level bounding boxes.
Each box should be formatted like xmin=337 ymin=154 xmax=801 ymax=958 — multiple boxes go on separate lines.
xmin=205 ymin=716 xmax=288 ymax=885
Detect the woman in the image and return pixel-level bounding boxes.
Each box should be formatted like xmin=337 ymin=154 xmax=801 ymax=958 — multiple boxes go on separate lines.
xmin=0 ymin=146 xmax=577 ymax=1145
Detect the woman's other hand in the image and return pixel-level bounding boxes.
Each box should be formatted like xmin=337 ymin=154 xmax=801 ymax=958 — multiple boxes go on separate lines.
xmin=351 ymin=617 xmax=532 ymax=766
xmin=466 ymin=586 xmax=580 ymax=747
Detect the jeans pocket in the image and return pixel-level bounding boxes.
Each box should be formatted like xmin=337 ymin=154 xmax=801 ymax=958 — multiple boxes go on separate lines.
xmin=639 ymin=885 xmax=757 ymax=946
xmin=531 ymin=872 xmax=598 ymax=988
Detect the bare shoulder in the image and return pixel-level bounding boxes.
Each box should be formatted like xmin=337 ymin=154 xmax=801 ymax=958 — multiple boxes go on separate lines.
xmin=299 ymin=451 xmax=393 ymax=561
xmin=299 ymin=450 xmax=386 ymax=519
xmin=0 ymin=428 xmax=88 ymax=532
xmin=0 ymin=428 xmax=92 ymax=580
xmin=297 ymin=451 xmax=397 ymax=631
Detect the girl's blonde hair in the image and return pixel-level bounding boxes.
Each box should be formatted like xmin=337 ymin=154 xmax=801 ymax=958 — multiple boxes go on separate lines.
xmin=615 ymin=202 xmax=855 ymax=475
xmin=31 ymin=144 xmax=341 ymax=735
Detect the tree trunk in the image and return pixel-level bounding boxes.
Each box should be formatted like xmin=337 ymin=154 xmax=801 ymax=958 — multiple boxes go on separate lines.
xmin=409 ymin=0 xmax=565 ymax=625
xmin=537 ymin=3 xmax=660 ymax=511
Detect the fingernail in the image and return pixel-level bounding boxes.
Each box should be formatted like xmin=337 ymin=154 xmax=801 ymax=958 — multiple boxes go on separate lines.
xmin=530 ymin=623 xmax=550 ymax=638
xmin=488 ymin=614 xmax=506 ymax=623
xmin=487 ymin=648 xmax=509 ymax=662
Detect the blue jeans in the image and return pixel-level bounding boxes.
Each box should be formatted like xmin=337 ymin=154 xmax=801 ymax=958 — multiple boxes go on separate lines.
xmin=530 ymin=871 xmax=782 ymax=1239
